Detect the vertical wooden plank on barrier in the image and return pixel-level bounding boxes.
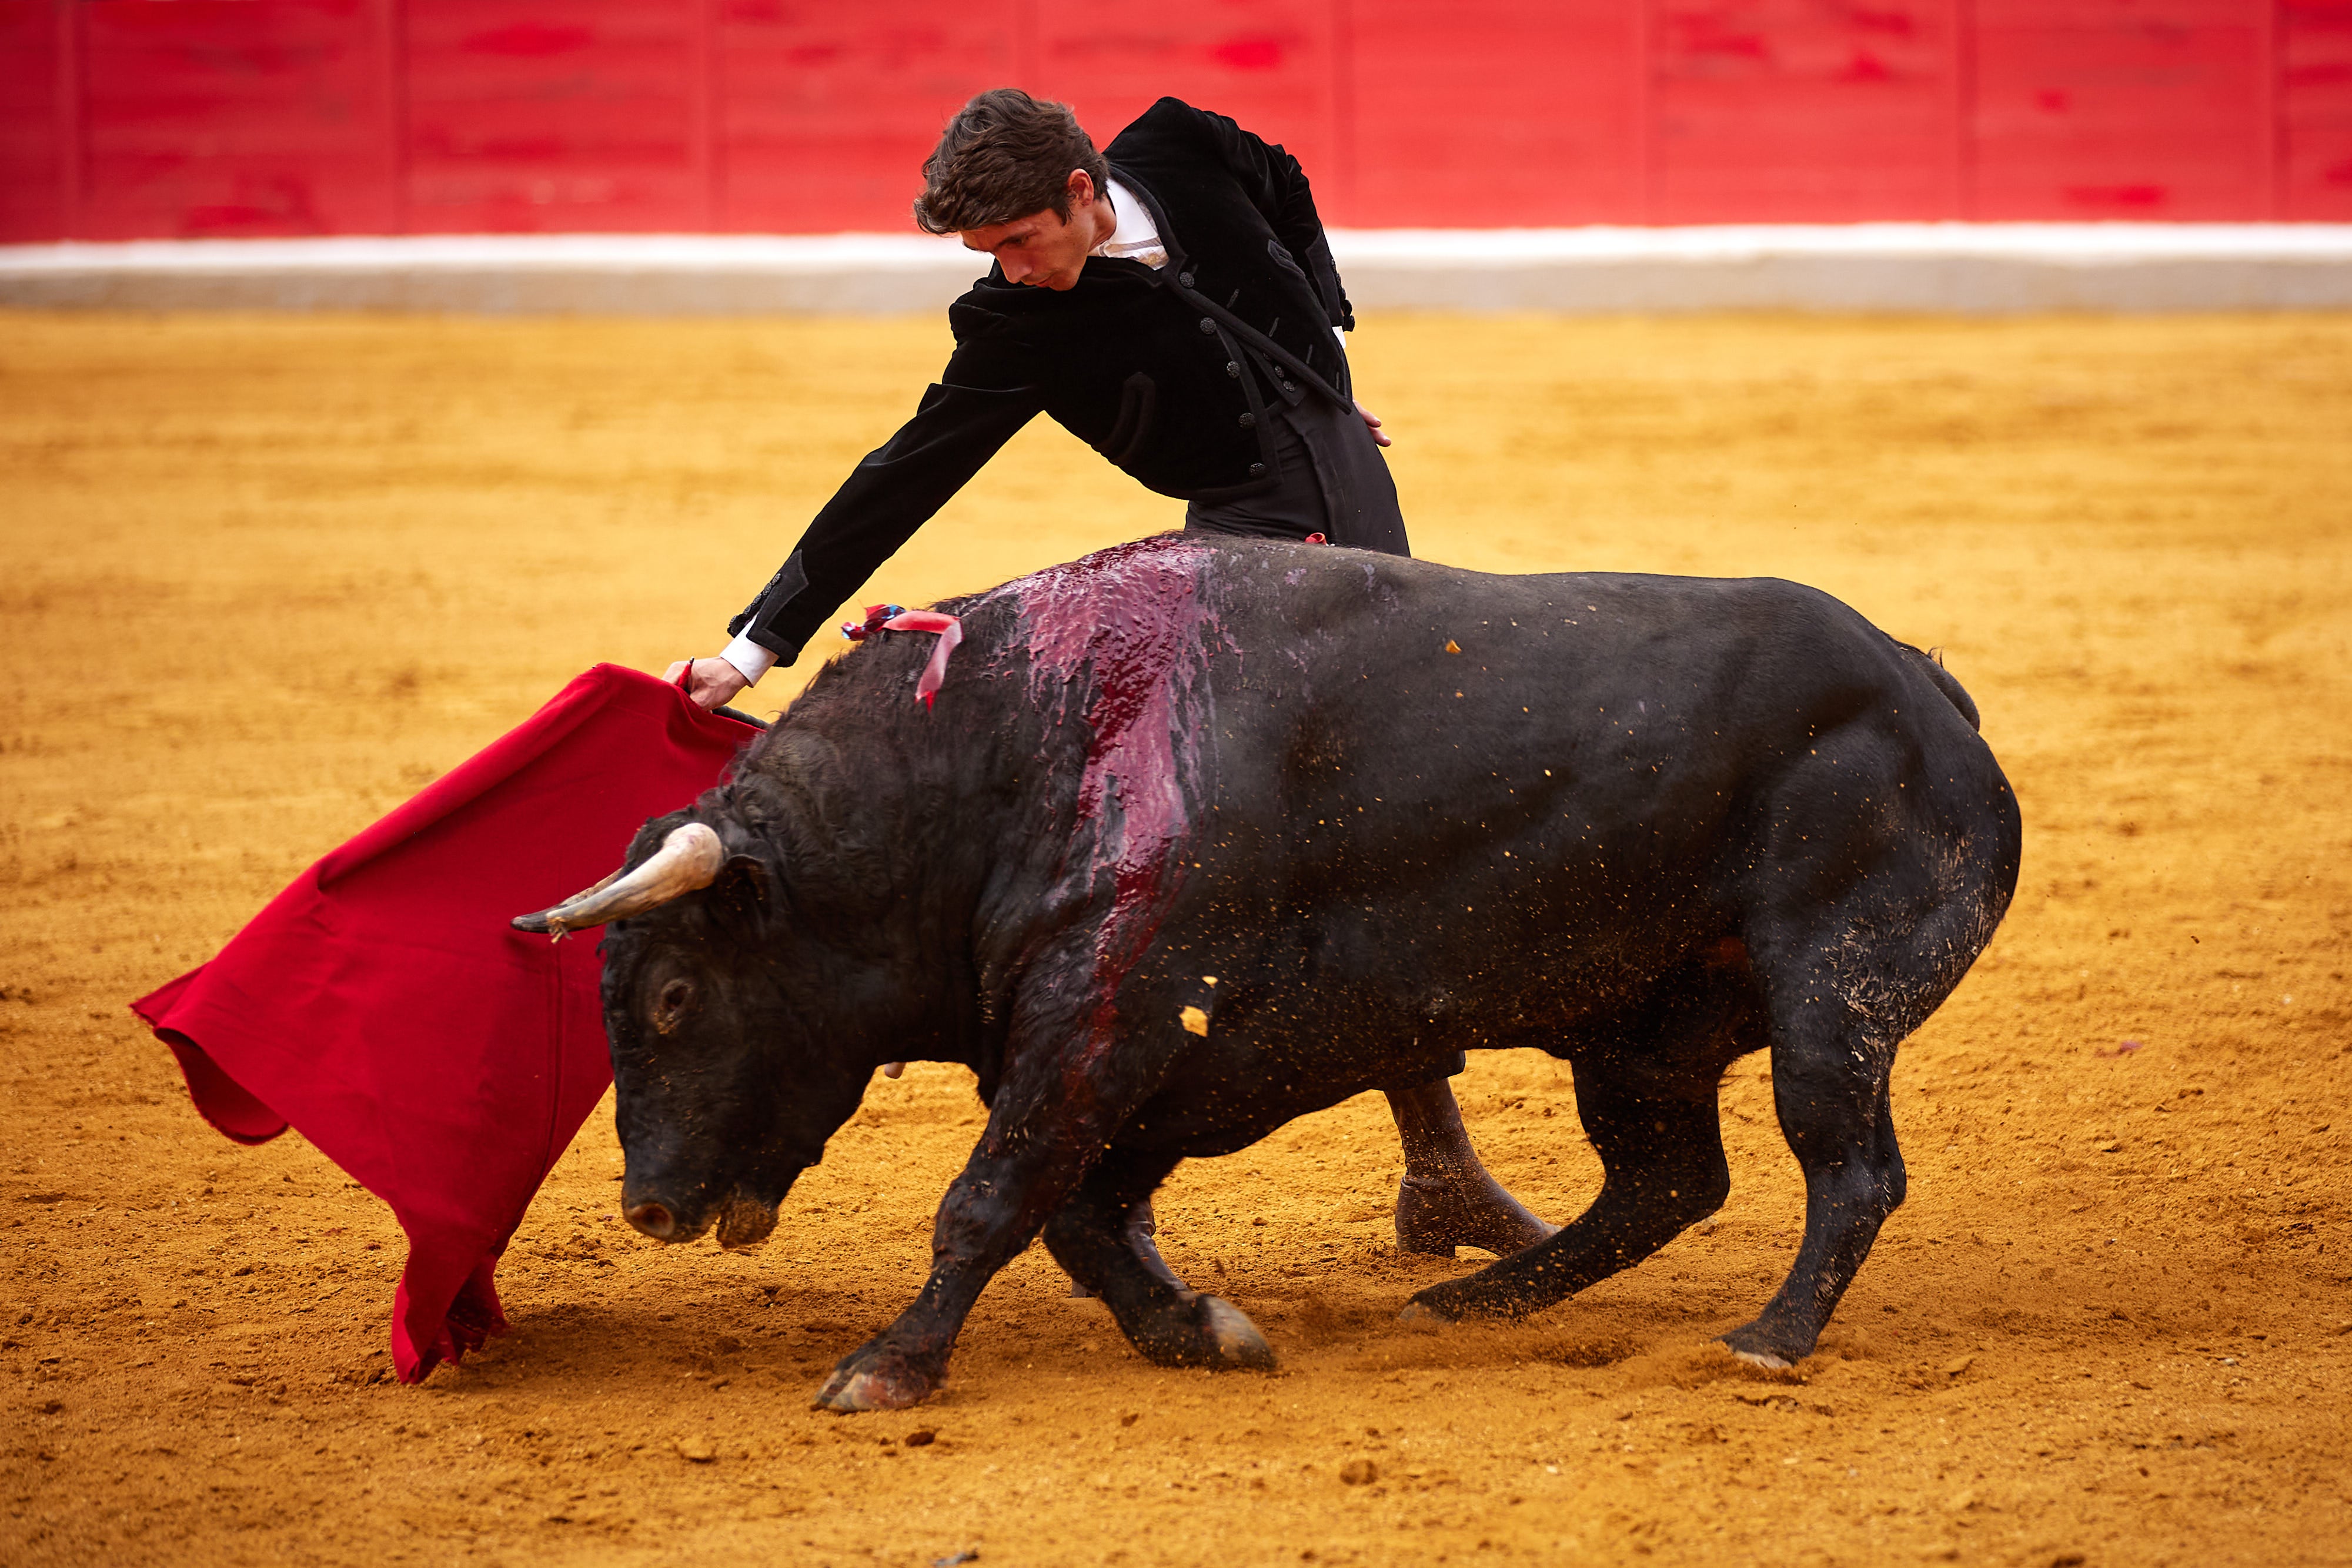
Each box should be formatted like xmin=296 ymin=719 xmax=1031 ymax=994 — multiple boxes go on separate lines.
xmin=0 ymin=0 xmax=68 ymax=239
xmin=1343 ymin=1 xmax=1641 ymax=226
xmin=1950 ymin=0 xmax=1975 ymax=219
xmin=690 ymin=0 xmax=714 ymax=231
xmin=378 ymin=0 xmax=406 ymax=235
xmin=1015 ymin=0 xmax=1039 ymax=92
xmin=58 ymin=0 xmax=85 ymax=239
xmin=75 ymin=0 xmax=397 ymax=240
xmin=1971 ymin=0 xmax=2268 ymax=220
xmin=1329 ymin=0 xmax=1354 ymax=213
xmin=1648 ymin=0 xmax=1958 ymax=222
xmin=1634 ymin=0 xmax=1655 ymax=223
xmin=2281 ymin=0 xmax=2352 ymax=218
xmin=2256 ymin=0 xmax=2280 ymax=218
xmin=719 ymin=1 xmax=1017 ymax=233
xmin=402 ymin=0 xmax=704 ymax=233
xmin=2281 ymin=0 xmax=2352 ymax=219
xmin=1032 ymin=0 xmax=1338 ymax=211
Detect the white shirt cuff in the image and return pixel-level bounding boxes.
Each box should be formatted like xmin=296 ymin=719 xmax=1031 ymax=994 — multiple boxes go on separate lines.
xmin=719 ymin=633 xmax=778 ymax=687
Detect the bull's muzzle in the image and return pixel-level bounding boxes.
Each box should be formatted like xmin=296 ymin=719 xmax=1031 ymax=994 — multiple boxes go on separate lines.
xmin=622 ymin=1184 xmax=782 ymax=1250
xmin=511 ymin=823 xmax=725 ymax=937
xmin=625 ymin=1199 xmax=679 ymax=1241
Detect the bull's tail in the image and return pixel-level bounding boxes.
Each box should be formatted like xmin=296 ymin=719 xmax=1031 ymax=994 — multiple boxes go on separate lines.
xmin=1892 ymin=640 xmax=1980 ymax=733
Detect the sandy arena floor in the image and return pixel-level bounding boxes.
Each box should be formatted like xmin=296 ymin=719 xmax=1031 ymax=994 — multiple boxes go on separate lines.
xmin=2 ymin=308 xmax=2348 ymax=1568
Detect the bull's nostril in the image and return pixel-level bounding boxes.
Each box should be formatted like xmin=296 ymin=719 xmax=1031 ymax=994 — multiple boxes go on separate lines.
xmin=627 ymin=1201 xmax=676 ymax=1240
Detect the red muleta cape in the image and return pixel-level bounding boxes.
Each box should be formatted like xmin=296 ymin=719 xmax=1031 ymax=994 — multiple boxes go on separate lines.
xmin=132 ymin=666 xmax=758 ymax=1382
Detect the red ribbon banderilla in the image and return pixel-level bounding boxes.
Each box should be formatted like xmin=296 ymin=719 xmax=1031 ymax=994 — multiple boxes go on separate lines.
xmin=841 ymin=603 xmax=962 ymax=709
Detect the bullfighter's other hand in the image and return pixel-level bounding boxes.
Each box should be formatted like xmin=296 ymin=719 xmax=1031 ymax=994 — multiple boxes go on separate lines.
xmin=1355 ymin=401 xmax=1392 ymax=448
xmin=664 ymin=657 xmax=751 ymax=712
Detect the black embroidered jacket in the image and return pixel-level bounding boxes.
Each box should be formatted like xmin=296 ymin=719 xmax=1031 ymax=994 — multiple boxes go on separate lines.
xmin=728 ymin=96 xmax=1357 ymax=662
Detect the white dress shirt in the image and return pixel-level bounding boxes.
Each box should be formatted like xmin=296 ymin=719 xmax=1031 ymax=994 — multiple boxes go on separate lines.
xmin=1093 ymin=178 xmax=1169 ymax=270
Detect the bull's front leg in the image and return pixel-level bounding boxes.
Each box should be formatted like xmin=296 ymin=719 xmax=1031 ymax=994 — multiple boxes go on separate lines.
xmin=814 ymin=1131 xmax=1085 ymax=1411
xmin=1043 ymin=1149 xmax=1275 ymax=1373
xmin=815 ymin=1025 xmax=1164 ymax=1412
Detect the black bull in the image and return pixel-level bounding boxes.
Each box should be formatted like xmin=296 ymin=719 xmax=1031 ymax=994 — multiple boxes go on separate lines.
xmin=517 ymin=536 xmax=2020 ymax=1412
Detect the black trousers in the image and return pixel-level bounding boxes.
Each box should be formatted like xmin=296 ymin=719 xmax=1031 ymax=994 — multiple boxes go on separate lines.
xmin=1182 ymin=393 xmax=1410 ymax=559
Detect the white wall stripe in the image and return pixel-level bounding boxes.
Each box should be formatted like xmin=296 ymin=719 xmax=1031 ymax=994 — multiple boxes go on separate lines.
xmin=5 ymin=225 xmax=2348 ymax=315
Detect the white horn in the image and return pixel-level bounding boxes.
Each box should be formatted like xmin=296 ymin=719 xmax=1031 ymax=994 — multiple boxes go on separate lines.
xmin=511 ymin=823 xmax=727 ymax=937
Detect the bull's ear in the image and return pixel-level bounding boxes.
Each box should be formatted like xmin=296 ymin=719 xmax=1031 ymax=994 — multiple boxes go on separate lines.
xmin=706 ymin=854 xmax=773 ymax=936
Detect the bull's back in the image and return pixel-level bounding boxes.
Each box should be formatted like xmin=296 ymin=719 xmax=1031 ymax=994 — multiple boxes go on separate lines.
xmin=1185 ymin=549 xmax=2003 ymax=1001
xmin=1204 ymin=551 xmax=1967 ymax=822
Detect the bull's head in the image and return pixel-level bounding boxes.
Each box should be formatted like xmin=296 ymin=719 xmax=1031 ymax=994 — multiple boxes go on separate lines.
xmin=513 ymin=807 xmax=876 ymax=1252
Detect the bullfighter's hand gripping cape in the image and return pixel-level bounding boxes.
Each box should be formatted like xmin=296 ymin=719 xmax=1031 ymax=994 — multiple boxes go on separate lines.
xmin=132 ymin=666 xmax=759 ymax=1381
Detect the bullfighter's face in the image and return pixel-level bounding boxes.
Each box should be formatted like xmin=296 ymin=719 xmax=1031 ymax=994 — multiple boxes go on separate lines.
xmin=959 ymin=169 xmax=1115 ymax=292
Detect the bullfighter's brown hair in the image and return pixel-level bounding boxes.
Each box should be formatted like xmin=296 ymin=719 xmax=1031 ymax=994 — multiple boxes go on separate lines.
xmin=912 ymin=88 xmax=1108 ymax=235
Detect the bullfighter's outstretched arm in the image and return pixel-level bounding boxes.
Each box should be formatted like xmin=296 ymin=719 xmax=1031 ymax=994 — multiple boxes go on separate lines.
xmin=720 ymin=377 xmax=1043 ymax=677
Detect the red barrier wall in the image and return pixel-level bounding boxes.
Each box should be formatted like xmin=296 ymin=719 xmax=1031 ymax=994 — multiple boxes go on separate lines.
xmin=5 ymin=0 xmax=2348 ymax=242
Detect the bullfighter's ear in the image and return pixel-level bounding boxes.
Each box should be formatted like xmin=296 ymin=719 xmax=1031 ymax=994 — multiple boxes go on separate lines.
xmin=706 ymin=853 xmax=773 ymax=934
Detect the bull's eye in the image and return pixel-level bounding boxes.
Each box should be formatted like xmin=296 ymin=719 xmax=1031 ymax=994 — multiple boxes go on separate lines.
xmin=652 ymin=978 xmax=695 ymax=1035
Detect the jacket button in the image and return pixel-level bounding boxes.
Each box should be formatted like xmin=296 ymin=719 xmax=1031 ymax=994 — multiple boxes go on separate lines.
xmin=1239 ymin=412 xmax=1256 ymax=428
xmin=1178 ymin=272 xmax=1195 ymax=288
xmin=1281 ymin=382 xmax=1297 ymax=396
xmin=1225 ymin=361 xmax=1240 ymax=377
xmin=1199 ymin=317 xmax=1216 ymax=334
xmin=1249 ymin=462 xmax=1267 ymax=477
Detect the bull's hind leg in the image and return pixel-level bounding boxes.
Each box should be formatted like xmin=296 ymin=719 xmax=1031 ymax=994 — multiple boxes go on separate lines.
xmin=1388 ymin=1078 xmax=1559 ymax=1258
xmin=1043 ymin=1152 xmax=1274 ymax=1372
xmin=1716 ymin=991 xmax=1907 ymax=1370
xmin=1402 ymin=1057 xmax=1732 ymax=1321
xmin=1716 ymin=720 xmax=2016 ymax=1367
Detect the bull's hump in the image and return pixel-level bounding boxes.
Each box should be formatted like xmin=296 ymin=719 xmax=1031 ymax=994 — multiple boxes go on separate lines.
xmin=995 ymin=534 xmax=1224 ymax=827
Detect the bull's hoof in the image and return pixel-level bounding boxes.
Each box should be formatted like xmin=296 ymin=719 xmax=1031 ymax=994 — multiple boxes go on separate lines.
xmin=813 ymin=1349 xmax=938 ymax=1413
xmin=1402 ymin=1269 xmax=1489 ymax=1320
xmin=1402 ymin=1273 xmax=1531 ymax=1323
xmin=1131 ymin=1294 xmax=1277 ymax=1371
xmin=1197 ymin=1296 xmax=1277 ymax=1370
xmin=1716 ymin=1320 xmax=1810 ymax=1372
xmin=1394 ymin=1173 xmax=1557 ymax=1259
